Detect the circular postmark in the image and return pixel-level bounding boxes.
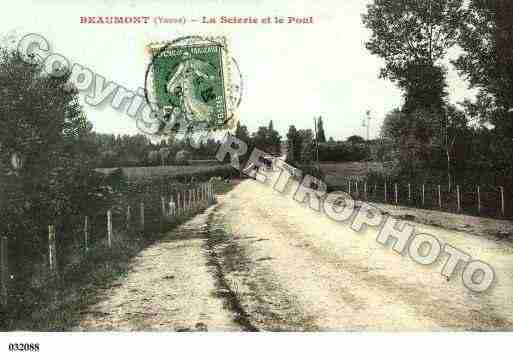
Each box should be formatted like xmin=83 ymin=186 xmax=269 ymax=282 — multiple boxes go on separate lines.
xmin=142 ymin=35 xmax=243 ymax=138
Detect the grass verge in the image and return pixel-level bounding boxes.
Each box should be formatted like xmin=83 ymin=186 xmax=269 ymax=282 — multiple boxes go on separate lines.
xmin=0 ymin=211 xmax=210 ymax=331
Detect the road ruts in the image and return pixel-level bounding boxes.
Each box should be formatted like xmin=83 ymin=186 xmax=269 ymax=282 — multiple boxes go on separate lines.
xmin=77 ymin=207 xmax=245 ymax=331
xmin=209 ymin=178 xmax=513 ymax=331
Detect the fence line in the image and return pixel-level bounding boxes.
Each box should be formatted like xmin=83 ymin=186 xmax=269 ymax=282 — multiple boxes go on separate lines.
xmin=0 ymin=181 xmax=217 ymax=308
xmin=84 ymin=216 xmax=89 ymax=252
xmin=337 ymin=177 xmax=509 ymax=219
xmin=107 ymin=210 xmax=113 ymax=248
xmin=500 ymin=186 xmax=505 ymax=216
xmin=48 ymin=225 xmax=57 ymax=277
xmin=457 ymin=186 xmax=461 ymax=212
xmin=140 ymin=202 xmax=145 ymax=229
xmin=477 ymin=186 xmax=481 ymax=214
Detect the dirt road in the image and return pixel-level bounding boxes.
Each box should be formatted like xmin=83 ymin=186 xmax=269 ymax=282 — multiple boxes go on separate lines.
xmin=78 ymin=178 xmax=513 ymax=331
xmin=209 ymin=178 xmax=513 ymax=331
xmin=77 ymin=209 xmax=243 ymax=331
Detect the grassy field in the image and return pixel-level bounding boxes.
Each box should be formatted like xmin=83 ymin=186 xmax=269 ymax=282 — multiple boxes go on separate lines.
xmin=1 ymin=176 xmax=233 ymax=331
xmin=320 ymin=161 xmax=389 ymax=188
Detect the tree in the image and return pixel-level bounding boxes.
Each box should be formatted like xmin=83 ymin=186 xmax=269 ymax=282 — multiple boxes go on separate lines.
xmin=252 ymin=126 xmax=271 ymax=152
xmin=235 ymin=122 xmax=251 ymax=146
xmin=396 ymin=108 xmax=440 ymax=176
xmin=441 ymin=105 xmax=468 ymax=190
xmin=251 ymin=123 xmax=281 ymax=154
xmin=362 ymin=0 xmax=464 ymax=112
xmin=175 ymin=149 xmax=191 ymax=164
xmin=286 ymin=125 xmax=300 ymax=164
xmin=267 ymin=121 xmax=282 ymax=154
xmin=380 ymin=108 xmax=405 ymax=141
xmin=0 ymin=49 xmax=104 ymax=272
xmin=453 ymin=0 xmax=513 ymax=136
xmin=379 ymin=107 xmax=438 ymax=144
xmin=159 ymin=147 xmax=170 ymax=166
xmin=347 ymin=135 xmax=366 ymax=144
xmin=316 ymin=117 xmax=326 ymax=143
xmin=298 ymin=129 xmax=314 ymax=164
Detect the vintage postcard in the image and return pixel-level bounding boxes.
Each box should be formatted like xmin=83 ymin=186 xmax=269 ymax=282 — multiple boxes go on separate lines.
xmin=0 ymin=0 xmax=512 ymax=358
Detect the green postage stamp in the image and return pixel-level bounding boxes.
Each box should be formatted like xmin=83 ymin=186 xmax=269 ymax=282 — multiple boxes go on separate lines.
xmin=147 ymin=37 xmax=239 ymax=134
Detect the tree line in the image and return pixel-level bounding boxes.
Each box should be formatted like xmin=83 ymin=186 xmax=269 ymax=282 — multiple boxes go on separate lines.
xmin=363 ymin=0 xmax=513 ymax=187
xmin=88 ymin=132 xmax=220 ymax=168
xmin=285 ymin=117 xmax=371 ymax=164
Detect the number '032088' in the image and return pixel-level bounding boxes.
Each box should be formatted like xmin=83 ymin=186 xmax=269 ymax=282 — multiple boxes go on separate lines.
xmin=8 ymin=343 xmax=40 ymax=352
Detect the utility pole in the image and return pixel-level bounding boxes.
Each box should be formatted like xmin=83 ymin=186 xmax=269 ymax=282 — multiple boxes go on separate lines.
xmin=313 ymin=116 xmax=320 ymax=170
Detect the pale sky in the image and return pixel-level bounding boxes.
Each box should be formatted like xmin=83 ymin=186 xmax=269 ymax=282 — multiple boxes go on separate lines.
xmin=1 ymin=0 xmax=473 ymax=141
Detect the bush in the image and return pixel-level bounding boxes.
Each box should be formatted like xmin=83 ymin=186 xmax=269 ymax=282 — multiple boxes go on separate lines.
xmin=318 ymin=143 xmax=370 ymax=162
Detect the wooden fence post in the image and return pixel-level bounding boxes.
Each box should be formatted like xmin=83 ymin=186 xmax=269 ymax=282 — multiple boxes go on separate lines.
xmin=177 ymin=192 xmax=181 ymax=215
xmin=48 ymin=225 xmax=57 ymax=276
xmin=457 ymin=185 xmax=461 ymax=212
xmin=84 ymin=216 xmax=89 ymax=252
xmin=477 ymin=185 xmax=481 ymax=214
xmin=348 ymin=180 xmax=351 ymax=196
xmin=107 ymin=210 xmax=112 ymax=248
xmin=374 ymin=184 xmax=377 ymax=199
xmin=384 ymin=181 xmax=387 ymax=202
xmin=438 ymin=185 xmax=442 ymax=209
xmin=408 ymin=183 xmax=411 ymax=202
xmin=161 ymin=196 xmax=166 ymax=216
xmin=1 ymin=236 xmax=8 ymax=307
xmin=140 ymin=202 xmax=145 ymax=229
xmin=394 ymin=183 xmax=398 ymax=205
xmin=422 ymin=184 xmax=425 ymax=206
xmin=500 ymin=186 xmax=505 ymax=216
xmin=126 ymin=206 xmax=131 ymax=230
xmin=355 ymin=181 xmax=359 ymax=197
xmin=364 ymin=182 xmax=367 ymax=199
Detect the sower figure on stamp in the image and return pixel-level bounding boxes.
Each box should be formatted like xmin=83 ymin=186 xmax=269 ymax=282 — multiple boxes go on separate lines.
xmin=166 ymin=51 xmax=217 ymax=124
